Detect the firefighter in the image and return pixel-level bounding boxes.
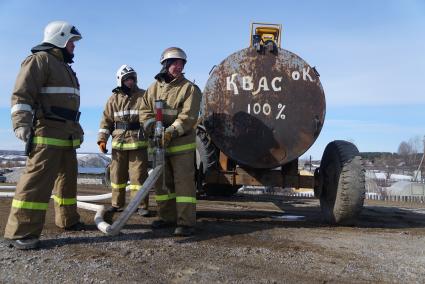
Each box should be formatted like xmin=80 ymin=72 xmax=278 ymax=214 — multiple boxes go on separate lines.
xmin=4 ymin=21 xmax=85 ymax=250
xmin=140 ymin=47 xmax=202 ymax=236
xmin=97 ymin=65 xmax=150 ymax=218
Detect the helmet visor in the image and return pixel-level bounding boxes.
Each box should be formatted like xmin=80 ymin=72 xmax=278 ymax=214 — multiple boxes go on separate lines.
xmin=70 ymin=26 xmax=81 ymax=37
xmin=122 ymin=72 xmax=137 ymax=82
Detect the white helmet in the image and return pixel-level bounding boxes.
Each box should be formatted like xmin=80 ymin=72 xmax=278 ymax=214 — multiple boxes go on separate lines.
xmin=43 ymin=21 xmax=82 ymax=48
xmin=116 ymin=65 xmax=137 ymax=87
xmin=160 ymin=47 xmax=187 ymax=64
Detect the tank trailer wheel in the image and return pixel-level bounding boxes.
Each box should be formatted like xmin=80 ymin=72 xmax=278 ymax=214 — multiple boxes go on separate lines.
xmin=313 ymin=167 xmax=323 ymax=198
xmin=195 ymin=156 xmax=204 ymax=193
xmin=195 ymin=126 xmax=239 ymax=197
xmin=318 ymin=140 xmax=365 ymax=225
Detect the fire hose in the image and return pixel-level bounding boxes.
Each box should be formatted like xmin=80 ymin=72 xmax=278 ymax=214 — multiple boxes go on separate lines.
xmin=0 ymin=166 xmax=162 ymax=236
xmin=0 ymin=100 xmax=167 ymax=236
xmin=77 ymin=165 xmax=162 ymax=235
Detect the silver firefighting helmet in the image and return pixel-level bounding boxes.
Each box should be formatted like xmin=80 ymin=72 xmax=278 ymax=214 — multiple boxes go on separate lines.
xmin=42 ymin=21 xmax=82 ymax=48
xmin=159 ymin=47 xmax=187 ymax=64
xmin=116 ymin=65 xmax=137 ymax=87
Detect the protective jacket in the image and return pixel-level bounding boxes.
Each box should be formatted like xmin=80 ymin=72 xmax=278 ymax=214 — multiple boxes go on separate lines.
xmin=98 ymin=86 xmax=147 ymax=150
xmin=140 ymin=76 xmax=201 ymax=155
xmin=11 ymin=48 xmax=83 ymax=149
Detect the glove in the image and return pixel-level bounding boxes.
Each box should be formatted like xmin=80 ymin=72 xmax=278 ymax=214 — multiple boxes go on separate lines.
xmin=98 ymin=141 xmax=108 ymax=153
xmin=160 ymin=126 xmax=177 ymax=148
xmin=161 ymin=131 xmax=173 ymax=148
xmin=143 ymin=120 xmax=156 ymax=137
xmin=14 ymin=126 xmax=31 ymax=142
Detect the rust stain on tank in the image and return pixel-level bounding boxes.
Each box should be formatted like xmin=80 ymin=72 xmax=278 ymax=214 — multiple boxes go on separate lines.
xmin=202 ymin=47 xmax=326 ymax=169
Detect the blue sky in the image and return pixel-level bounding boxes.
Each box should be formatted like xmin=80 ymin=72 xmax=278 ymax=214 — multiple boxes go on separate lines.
xmin=0 ymin=0 xmax=424 ymax=159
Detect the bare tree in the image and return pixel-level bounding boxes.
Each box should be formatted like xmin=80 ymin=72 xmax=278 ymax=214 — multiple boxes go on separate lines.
xmin=397 ymin=135 xmax=424 ymax=169
xmin=408 ymin=136 xmax=422 ymax=165
xmin=408 ymin=136 xmax=422 ymax=152
xmin=398 ymin=141 xmax=411 ymax=162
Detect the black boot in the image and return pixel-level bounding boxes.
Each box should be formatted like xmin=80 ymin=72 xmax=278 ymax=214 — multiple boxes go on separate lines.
xmin=151 ymin=220 xmax=174 ymax=229
xmin=137 ymin=208 xmax=151 ymax=217
xmin=6 ymin=237 xmax=40 ymax=250
xmin=64 ymin=221 xmax=86 ymax=231
xmin=174 ymin=226 xmax=195 ymax=236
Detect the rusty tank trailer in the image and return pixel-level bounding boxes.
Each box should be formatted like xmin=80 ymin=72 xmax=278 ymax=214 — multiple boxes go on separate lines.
xmin=196 ymin=23 xmax=365 ymax=225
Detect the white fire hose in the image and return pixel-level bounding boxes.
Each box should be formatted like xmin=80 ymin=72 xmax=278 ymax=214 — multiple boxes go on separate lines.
xmin=0 ymin=165 xmax=163 ymax=236
xmin=86 ymin=164 xmax=163 ymax=235
xmin=1 ymin=102 xmax=166 ymax=236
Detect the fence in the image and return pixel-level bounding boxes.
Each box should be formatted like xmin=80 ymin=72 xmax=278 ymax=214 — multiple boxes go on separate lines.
xmin=366 ymin=178 xmax=425 ymax=203
xmin=239 ymin=187 xmax=315 ymax=199
xmin=365 ymin=193 xmax=425 ymax=203
xmin=240 ymin=186 xmax=425 ymax=204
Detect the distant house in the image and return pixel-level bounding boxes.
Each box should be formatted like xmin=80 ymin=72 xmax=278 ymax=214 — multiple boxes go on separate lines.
xmin=365 ymin=170 xmax=387 ymax=180
xmin=302 ymin=162 xmax=320 ymax=172
xmin=389 ymin=174 xmax=412 ymax=182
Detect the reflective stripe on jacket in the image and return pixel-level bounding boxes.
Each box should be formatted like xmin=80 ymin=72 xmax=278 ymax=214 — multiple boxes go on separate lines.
xmin=11 ymin=49 xmax=83 ymax=149
xmin=98 ymin=87 xmax=147 ymax=150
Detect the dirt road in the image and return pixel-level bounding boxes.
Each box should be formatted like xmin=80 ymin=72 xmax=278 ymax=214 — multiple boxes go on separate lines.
xmin=1 ymin=186 xmax=425 ymax=283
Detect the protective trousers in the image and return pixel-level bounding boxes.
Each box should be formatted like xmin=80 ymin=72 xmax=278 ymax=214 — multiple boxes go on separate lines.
xmin=4 ymin=147 xmax=80 ymax=240
xmin=110 ymin=149 xmax=149 ymax=209
xmin=155 ymin=151 xmax=196 ymax=227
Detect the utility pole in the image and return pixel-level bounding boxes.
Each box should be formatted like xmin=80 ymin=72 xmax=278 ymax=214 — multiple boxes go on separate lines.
xmin=414 ymin=135 xmax=425 ymax=182
xmin=309 ymin=155 xmax=312 ymax=172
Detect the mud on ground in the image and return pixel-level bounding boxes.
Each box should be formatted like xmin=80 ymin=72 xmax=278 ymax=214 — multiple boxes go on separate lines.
xmin=1 ymin=185 xmax=425 ymax=283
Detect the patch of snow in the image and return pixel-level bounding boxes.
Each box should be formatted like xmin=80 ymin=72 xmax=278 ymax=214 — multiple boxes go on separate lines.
xmin=77 ymin=178 xmax=104 ymax=185
xmin=390 ymin=174 xmax=412 ymax=181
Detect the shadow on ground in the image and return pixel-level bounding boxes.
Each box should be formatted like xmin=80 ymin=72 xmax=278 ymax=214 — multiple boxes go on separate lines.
xmin=2 ymin=193 xmax=425 ymax=248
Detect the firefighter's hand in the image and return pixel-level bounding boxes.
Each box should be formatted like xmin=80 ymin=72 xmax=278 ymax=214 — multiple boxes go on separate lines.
xmin=161 ymin=126 xmax=177 ymax=148
xmin=14 ymin=126 xmax=31 ymax=142
xmin=143 ymin=120 xmax=155 ymax=137
xmin=98 ymin=141 xmax=108 ymax=153
xmin=161 ymin=131 xmax=173 ymax=148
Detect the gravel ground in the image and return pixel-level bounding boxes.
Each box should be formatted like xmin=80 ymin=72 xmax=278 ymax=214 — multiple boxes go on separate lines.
xmin=1 ymin=186 xmax=425 ymax=283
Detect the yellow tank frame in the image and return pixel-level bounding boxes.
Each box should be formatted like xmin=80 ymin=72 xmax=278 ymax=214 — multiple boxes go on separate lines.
xmin=250 ymin=22 xmax=282 ymax=48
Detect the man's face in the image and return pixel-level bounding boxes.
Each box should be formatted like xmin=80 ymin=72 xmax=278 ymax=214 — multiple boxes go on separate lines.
xmin=168 ymin=59 xmax=185 ymax=78
xmin=65 ymin=40 xmax=75 ymax=55
xmin=123 ymin=78 xmax=135 ymax=89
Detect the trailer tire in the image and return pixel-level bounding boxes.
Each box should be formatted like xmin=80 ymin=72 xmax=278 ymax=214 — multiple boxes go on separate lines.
xmin=196 ymin=126 xmax=218 ymax=176
xmin=319 ymin=140 xmax=365 ymax=225
xmin=196 ymin=126 xmax=239 ymax=196
xmin=196 ymin=126 xmax=218 ymax=194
